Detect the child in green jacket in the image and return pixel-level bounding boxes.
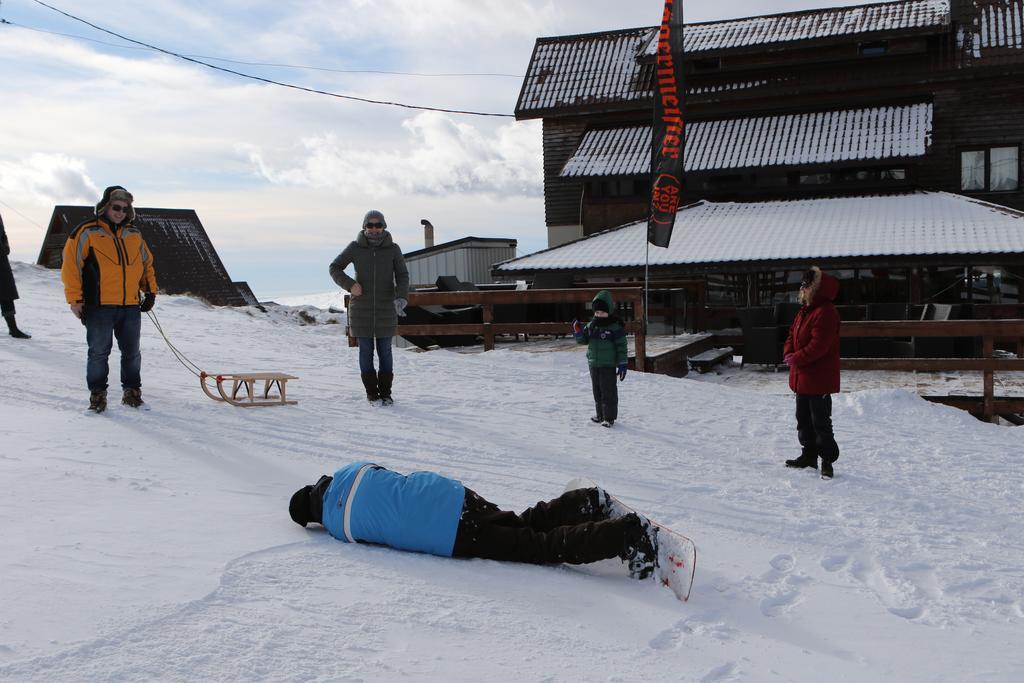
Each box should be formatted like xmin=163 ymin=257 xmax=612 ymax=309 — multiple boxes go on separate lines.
xmin=572 ymin=290 xmax=628 ymax=427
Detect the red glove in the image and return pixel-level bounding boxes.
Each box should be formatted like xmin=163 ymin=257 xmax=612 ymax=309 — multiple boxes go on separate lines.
xmin=783 ymin=353 xmax=796 ymax=366
xmin=571 ymin=319 xmax=583 ymax=336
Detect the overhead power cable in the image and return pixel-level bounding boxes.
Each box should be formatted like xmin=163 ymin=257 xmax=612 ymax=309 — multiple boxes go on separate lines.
xmin=27 ymin=1 xmax=515 ymax=117
xmin=1 ymin=19 xmax=523 ymax=78
xmin=0 ymin=197 xmax=47 ymax=230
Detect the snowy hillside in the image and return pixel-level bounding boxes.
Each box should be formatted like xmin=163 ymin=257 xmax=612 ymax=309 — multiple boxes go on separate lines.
xmin=1 ymin=262 xmax=1021 ymax=682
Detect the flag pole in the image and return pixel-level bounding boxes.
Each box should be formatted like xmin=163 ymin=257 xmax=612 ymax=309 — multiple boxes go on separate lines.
xmin=645 ymin=0 xmax=686 ymax=331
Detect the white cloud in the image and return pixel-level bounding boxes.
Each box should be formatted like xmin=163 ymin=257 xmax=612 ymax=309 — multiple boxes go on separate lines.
xmin=0 ymin=153 xmax=99 ymax=206
xmin=247 ymin=112 xmax=542 ymax=197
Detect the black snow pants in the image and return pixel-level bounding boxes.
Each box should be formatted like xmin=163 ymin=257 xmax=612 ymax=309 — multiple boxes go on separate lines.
xmin=451 ymin=487 xmax=628 ymax=565
xmin=796 ymin=393 xmax=840 ymax=464
xmin=589 ymin=366 xmax=618 ymax=422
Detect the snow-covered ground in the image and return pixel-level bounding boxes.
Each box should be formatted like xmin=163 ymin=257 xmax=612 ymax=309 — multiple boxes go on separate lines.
xmin=1 ymin=262 xmax=1022 ymax=682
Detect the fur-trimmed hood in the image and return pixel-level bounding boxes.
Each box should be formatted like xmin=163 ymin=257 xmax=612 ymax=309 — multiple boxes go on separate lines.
xmin=799 ymin=266 xmax=839 ymax=307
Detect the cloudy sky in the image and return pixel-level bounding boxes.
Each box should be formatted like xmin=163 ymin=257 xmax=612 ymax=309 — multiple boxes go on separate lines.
xmin=0 ymin=0 xmax=897 ymax=297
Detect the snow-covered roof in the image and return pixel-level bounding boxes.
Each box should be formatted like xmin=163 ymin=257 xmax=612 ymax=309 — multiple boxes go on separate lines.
xmin=516 ymin=28 xmax=653 ymax=114
xmin=960 ymin=0 xmax=1024 ymax=58
xmin=517 ymin=1 xmax=950 ymax=114
xmin=495 ymin=192 xmax=1024 ymax=271
xmin=560 ymin=103 xmax=932 ymax=177
xmin=647 ymin=0 xmax=948 ymax=55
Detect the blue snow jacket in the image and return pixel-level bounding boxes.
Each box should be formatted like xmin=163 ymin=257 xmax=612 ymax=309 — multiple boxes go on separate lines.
xmin=321 ymin=462 xmax=466 ymax=557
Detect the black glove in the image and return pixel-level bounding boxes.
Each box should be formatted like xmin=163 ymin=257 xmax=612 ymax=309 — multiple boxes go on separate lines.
xmin=140 ymin=292 xmax=156 ymax=312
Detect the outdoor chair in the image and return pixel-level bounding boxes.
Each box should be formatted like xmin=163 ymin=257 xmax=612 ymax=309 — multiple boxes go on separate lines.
xmin=836 ymin=305 xmax=864 ymax=357
xmin=914 ymin=303 xmax=955 ymax=358
xmin=737 ymin=306 xmax=783 ymax=367
xmin=861 ymin=303 xmax=912 ymax=357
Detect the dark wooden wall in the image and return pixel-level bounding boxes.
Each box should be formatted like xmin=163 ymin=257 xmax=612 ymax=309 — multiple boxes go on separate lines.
xmin=541 ymin=118 xmax=586 ymax=227
xmin=925 ymin=76 xmax=1024 ymax=210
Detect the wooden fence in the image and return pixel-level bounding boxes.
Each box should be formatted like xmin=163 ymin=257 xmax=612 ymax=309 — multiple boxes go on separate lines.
xmin=346 ymin=288 xmax=648 ymax=370
xmin=841 ymin=319 xmax=1024 ymax=421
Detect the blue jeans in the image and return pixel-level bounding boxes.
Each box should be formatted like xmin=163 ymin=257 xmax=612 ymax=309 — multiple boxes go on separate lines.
xmin=86 ymin=306 xmax=142 ymax=392
xmin=357 ymin=336 xmax=393 ymax=373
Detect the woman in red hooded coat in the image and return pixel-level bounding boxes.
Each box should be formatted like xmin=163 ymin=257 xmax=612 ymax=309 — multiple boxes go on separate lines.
xmin=782 ymin=267 xmax=841 ymax=479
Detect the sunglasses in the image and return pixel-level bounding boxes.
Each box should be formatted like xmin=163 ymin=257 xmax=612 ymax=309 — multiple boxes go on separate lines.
xmin=110 ymin=204 xmax=130 ymax=213
xmin=364 ymin=222 xmax=385 ymax=229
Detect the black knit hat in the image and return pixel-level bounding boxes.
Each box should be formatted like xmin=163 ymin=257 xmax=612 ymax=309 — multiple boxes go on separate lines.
xmin=289 ymin=475 xmax=333 ymax=527
xmin=289 ymin=486 xmax=314 ymax=527
xmin=592 ymin=298 xmax=609 ymax=313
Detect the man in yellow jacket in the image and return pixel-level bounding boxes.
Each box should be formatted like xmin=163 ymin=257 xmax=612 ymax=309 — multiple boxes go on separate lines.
xmin=61 ymin=186 xmax=158 ymax=413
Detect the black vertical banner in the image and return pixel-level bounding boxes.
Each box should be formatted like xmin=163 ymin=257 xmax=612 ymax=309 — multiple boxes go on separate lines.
xmin=647 ymin=0 xmax=685 ymax=248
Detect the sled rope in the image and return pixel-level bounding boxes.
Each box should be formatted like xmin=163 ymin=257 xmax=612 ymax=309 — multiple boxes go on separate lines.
xmin=146 ymin=309 xmax=204 ymax=377
xmin=145 ymin=309 xmax=299 ymax=407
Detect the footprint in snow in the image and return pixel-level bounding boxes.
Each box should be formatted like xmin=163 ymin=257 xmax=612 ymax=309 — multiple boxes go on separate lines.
xmin=769 ymin=554 xmax=795 ymax=573
xmin=760 ymin=589 xmax=802 ymax=617
xmin=821 ymin=555 xmax=849 ymax=572
xmin=888 ymin=605 xmax=926 ymax=620
xmin=701 ymin=661 xmax=740 ymax=682
xmin=649 ymin=625 xmax=684 ymax=651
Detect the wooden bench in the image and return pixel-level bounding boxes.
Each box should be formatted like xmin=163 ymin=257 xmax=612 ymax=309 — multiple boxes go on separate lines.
xmin=200 ymin=372 xmax=298 ymax=407
xmin=687 ymin=347 xmax=734 ymax=374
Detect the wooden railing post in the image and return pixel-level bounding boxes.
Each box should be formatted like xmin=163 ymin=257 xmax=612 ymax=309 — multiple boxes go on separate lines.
xmin=482 ymin=303 xmax=494 ymax=351
xmin=983 ymin=335 xmax=995 ymax=422
xmin=634 ymin=291 xmax=647 ymax=372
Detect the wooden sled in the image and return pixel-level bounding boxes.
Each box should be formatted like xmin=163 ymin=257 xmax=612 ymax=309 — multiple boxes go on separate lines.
xmin=200 ymin=371 xmax=298 ymax=407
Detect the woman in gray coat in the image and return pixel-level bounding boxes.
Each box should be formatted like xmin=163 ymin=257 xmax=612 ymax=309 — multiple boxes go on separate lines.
xmin=1 ymin=215 xmax=30 ymax=339
xmin=329 ymin=210 xmax=409 ymax=405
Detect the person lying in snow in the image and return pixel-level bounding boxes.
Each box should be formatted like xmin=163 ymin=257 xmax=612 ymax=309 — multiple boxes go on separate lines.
xmin=289 ymin=462 xmax=658 ymax=577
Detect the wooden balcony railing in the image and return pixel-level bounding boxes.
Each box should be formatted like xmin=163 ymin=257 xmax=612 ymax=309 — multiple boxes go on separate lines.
xmin=841 ymin=319 xmax=1024 ymax=422
xmin=346 ymin=288 xmax=648 ymax=371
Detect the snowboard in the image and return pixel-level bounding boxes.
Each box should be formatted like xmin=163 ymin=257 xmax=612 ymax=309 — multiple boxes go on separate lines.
xmin=564 ymin=477 xmax=697 ymax=602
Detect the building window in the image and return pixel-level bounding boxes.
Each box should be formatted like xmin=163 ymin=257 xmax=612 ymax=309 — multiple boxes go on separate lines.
xmin=798 ymin=172 xmax=831 ymax=185
xmin=858 ymin=41 xmax=888 ymax=56
xmin=586 ymin=178 xmax=648 ymax=200
xmin=691 ymin=57 xmax=721 ymax=72
xmin=960 ymin=146 xmax=1020 ymax=192
xmin=702 ymin=174 xmax=745 ymax=191
xmin=796 ymin=168 xmax=908 ymax=186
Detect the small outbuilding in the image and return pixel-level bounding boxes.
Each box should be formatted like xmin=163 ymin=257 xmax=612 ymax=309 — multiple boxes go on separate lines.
xmin=404 ymin=235 xmax=517 ymax=288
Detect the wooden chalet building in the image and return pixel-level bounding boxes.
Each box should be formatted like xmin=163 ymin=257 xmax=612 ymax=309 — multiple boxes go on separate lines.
xmin=37 ymin=206 xmax=256 ymax=307
xmin=505 ymin=0 xmax=1024 ymax=312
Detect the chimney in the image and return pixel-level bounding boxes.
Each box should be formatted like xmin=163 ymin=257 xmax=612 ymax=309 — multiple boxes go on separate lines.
xmin=421 ymin=219 xmax=434 ymax=248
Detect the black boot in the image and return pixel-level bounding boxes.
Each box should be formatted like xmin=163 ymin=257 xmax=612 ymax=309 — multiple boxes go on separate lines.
xmin=4 ymin=314 xmax=30 ymax=339
xmin=378 ymin=372 xmax=394 ymax=406
xmin=360 ymin=371 xmax=380 ymax=403
xmin=785 ymin=453 xmax=818 ymax=469
xmin=820 ymin=459 xmax=834 ymax=479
